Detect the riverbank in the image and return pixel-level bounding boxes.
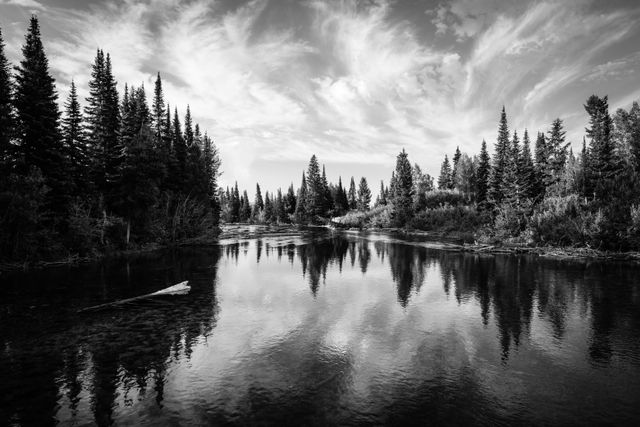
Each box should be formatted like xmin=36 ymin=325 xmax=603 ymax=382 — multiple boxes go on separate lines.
xmin=3 ymin=223 xmax=640 ymax=272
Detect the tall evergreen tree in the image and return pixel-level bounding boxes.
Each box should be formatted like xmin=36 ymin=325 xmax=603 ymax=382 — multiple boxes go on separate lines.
xmin=533 ymin=132 xmax=547 ymax=199
xmin=584 ymin=95 xmax=617 ymax=200
xmin=332 ymin=176 xmax=348 ymax=214
xmin=172 ymin=106 xmax=187 ymax=187
xmin=285 ymin=183 xmax=297 ymax=218
xmin=85 ymin=49 xmax=120 ymax=202
xmin=61 ymin=80 xmax=88 ymax=195
xmin=437 ymin=155 xmax=452 ymax=190
xmin=305 ymin=155 xmax=323 ymax=219
xmin=252 ymin=183 xmax=264 ymax=220
xmin=321 ymin=165 xmax=333 ymax=215
xmin=488 ymin=106 xmax=510 ymax=205
xmin=294 ymin=172 xmax=308 ymax=223
xmin=264 ymin=191 xmax=274 ymax=223
xmin=202 ymin=132 xmax=221 ymax=223
xmin=476 ymin=140 xmax=491 ymax=205
xmin=545 ymin=118 xmax=569 ymax=189
xmin=0 ymin=27 xmax=12 ymax=165
xmin=519 ymin=129 xmax=536 ymax=200
xmin=184 ymin=105 xmax=194 ymax=147
xmin=240 ymin=190 xmax=251 ymax=222
xmin=13 ymin=16 xmax=68 ymax=209
xmin=357 ymin=177 xmax=371 ymax=211
xmin=391 ymin=149 xmax=413 ymax=226
xmin=348 ymin=176 xmax=357 ymax=210
xmin=152 ymin=72 xmax=165 ymax=144
xmin=502 ymin=130 xmax=521 ymax=205
xmin=275 ymin=188 xmax=286 ymax=223
xmin=378 ymin=180 xmax=387 ymax=206
xmin=451 ymin=146 xmax=461 ymax=187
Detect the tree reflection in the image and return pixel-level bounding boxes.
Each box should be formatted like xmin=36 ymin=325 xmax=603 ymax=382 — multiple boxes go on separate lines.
xmin=0 ymin=247 xmax=221 ymax=426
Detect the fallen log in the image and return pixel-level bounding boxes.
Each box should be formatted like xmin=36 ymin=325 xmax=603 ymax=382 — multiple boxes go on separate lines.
xmin=78 ymin=280 xmax=190 ymax=313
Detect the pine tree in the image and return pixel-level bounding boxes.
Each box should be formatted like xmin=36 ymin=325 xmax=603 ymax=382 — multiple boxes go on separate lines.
xmin=501 ymin=130 xmax=520 ymax=205
xmin=285 ymin=183 xmax=297 ymax=218
xmin=332 ymin=176 xmax=348 ymax=214
xmin=519 ymin=129 xmax=536 ymax=200
xmin=305 ymin=155 xmax=323 ymax=219
xmin=294 ymin=172 xmax=308 ymax=223
xmin=184 ymin=105 xmax=194 ymax=147
xmin=13 ymin=16 xmax=68 ymax=210
xmin=202 ymin=132 xmax=221 ymax=223
xmin=152 ymin=72 xmax=165 ymax=145
xmin=321 ymin=165 xmax=333 ymax=215
xmin=0 ymin=27 xmax=13 ymax=165
xmin=172 ymin=107 xmax=187 ymax=187
xmin=229 ymin=182 xmax=240 ymax=222
xmin=357 ymin=177 xmax=371 ymax=211
xmin=275 ymin=188 xmax=286 ymax=223
xmin=252 ymin=183 xmax=264 ymax=220
xmin=348 ymin=176 xmax=357 ymax=210
xmin=584 ymin=95 xmax=617 ymax=200
xmin=62 ymin=80 xmax=88 ymax=195
xmin=451 ymin=146 xmax=461 ymax=187
xmin=533 ymin=132 xmax=547 ymax=199
xmin=240 ymin=190 xmax=251 ymax=222
xmin=476 ymin=140 xmax=490 ymax=205
xmin=437 ymin=155 xmax=452 ymax=190
xmin=379 ymin=180 xmax=387 ymax=205
xmin=488 ymin=106 xmax=510 ymax=205
xmin=116 ymin=122 xmax=159 ymax=245
xmin=85 ymin=49 xmax=120 ymax=202
xmin=545 ymin=118 xmax=569 ymax=189
xmin=264 ymin=191 xmax=274 ymax=223
xmin=391 ymin=149 xmax=413 ymax=226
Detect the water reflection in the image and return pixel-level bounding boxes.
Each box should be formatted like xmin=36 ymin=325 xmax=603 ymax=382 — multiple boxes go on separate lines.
xmin=1 ymin=234 xmax=640 ymax=425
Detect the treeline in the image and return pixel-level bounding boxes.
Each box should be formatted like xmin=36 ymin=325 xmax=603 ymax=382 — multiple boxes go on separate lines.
xmin=431 ymin=99 xmax=640 ymax=250
xmin=221 ymin=93 xmax=640 ymax=252
xmin=219 ymin=154 xmax=378 ymax=224
xmin=0 ymin=17 xmax=220 ymax=262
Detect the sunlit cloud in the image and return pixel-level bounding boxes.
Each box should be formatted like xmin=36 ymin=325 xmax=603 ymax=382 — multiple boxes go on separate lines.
xmin=1 ymin=0 xmax=639 ymax=192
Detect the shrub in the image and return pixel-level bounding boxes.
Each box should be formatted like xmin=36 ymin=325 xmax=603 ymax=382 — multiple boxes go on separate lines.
xmin=409 ymin=205 xmax=488 ymax=233
xmin=332 ymin=206 xmax=390 ymax=228
xmin=528 ymin=194 xmax=598 ymax=246
xmin=423 ymin=190 xmax=467 ymax=209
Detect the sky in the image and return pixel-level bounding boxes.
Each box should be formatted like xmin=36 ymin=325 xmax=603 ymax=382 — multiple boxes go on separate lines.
xmin=1 ymin=0 xmax=640 ymax=195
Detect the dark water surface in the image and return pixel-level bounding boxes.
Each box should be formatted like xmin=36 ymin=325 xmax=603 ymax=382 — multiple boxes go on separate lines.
xmin=2 ymin=230 xmax=640 ymax=426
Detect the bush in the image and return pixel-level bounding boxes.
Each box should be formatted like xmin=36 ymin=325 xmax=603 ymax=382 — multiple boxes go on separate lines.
xmin=423 ymin=190 xmax=467 ymax=209
xmin=332 ymin=206 xmax=390 ymax=228
xmin=409 ymin=205 xmax=488 ymax=233
xmin=528 ymin=194 xmax=599 ymax=247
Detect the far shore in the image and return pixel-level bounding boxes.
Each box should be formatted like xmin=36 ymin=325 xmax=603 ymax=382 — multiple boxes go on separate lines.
xmin=2 ymin=223 xmax=640 ymax=273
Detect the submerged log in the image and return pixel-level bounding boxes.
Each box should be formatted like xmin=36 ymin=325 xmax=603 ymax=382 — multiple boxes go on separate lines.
xmin=78 ymin=280 xmax=190 ymax=313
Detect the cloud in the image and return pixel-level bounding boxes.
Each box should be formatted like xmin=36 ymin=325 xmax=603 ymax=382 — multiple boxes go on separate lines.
xmin=2 ymin=0 xmax=640 ymax=192
xmin=0 ymin=0 xmax=45 ymax=10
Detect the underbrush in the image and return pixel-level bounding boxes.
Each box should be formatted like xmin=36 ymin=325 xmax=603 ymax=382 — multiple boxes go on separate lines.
xmin=409 ymin=205 xmax=489 ymax=233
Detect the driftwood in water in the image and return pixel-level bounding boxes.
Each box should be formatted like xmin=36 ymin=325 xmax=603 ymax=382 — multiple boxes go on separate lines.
xmin=78 ymin=281 xmax=190 ymax=313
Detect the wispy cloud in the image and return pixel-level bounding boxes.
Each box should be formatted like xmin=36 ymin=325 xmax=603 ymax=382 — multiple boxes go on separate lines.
xmin=0 ymin=0 xmax=44 ymax=10
xmin=1 ymin=0 xmax=639 ymax=191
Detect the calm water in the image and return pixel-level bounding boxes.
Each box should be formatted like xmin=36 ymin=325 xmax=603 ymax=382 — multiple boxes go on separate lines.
xmin=1 ymin=230 xmax=640 ymax=426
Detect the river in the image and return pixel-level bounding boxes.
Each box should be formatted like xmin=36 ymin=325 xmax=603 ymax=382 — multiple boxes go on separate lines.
xmin=1 ymin=230 xmax=640 ymax=425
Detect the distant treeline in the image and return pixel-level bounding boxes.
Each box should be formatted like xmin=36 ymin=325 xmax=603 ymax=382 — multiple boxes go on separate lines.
xmin=0 ymin=17 xmax=221 ymax=262
xmin=222 ymin=97 xmax=640 ymax=251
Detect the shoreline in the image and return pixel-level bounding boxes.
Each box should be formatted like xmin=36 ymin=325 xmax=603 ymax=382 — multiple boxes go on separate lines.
xmin=3 ymin=224 xmax=640 ymax=272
